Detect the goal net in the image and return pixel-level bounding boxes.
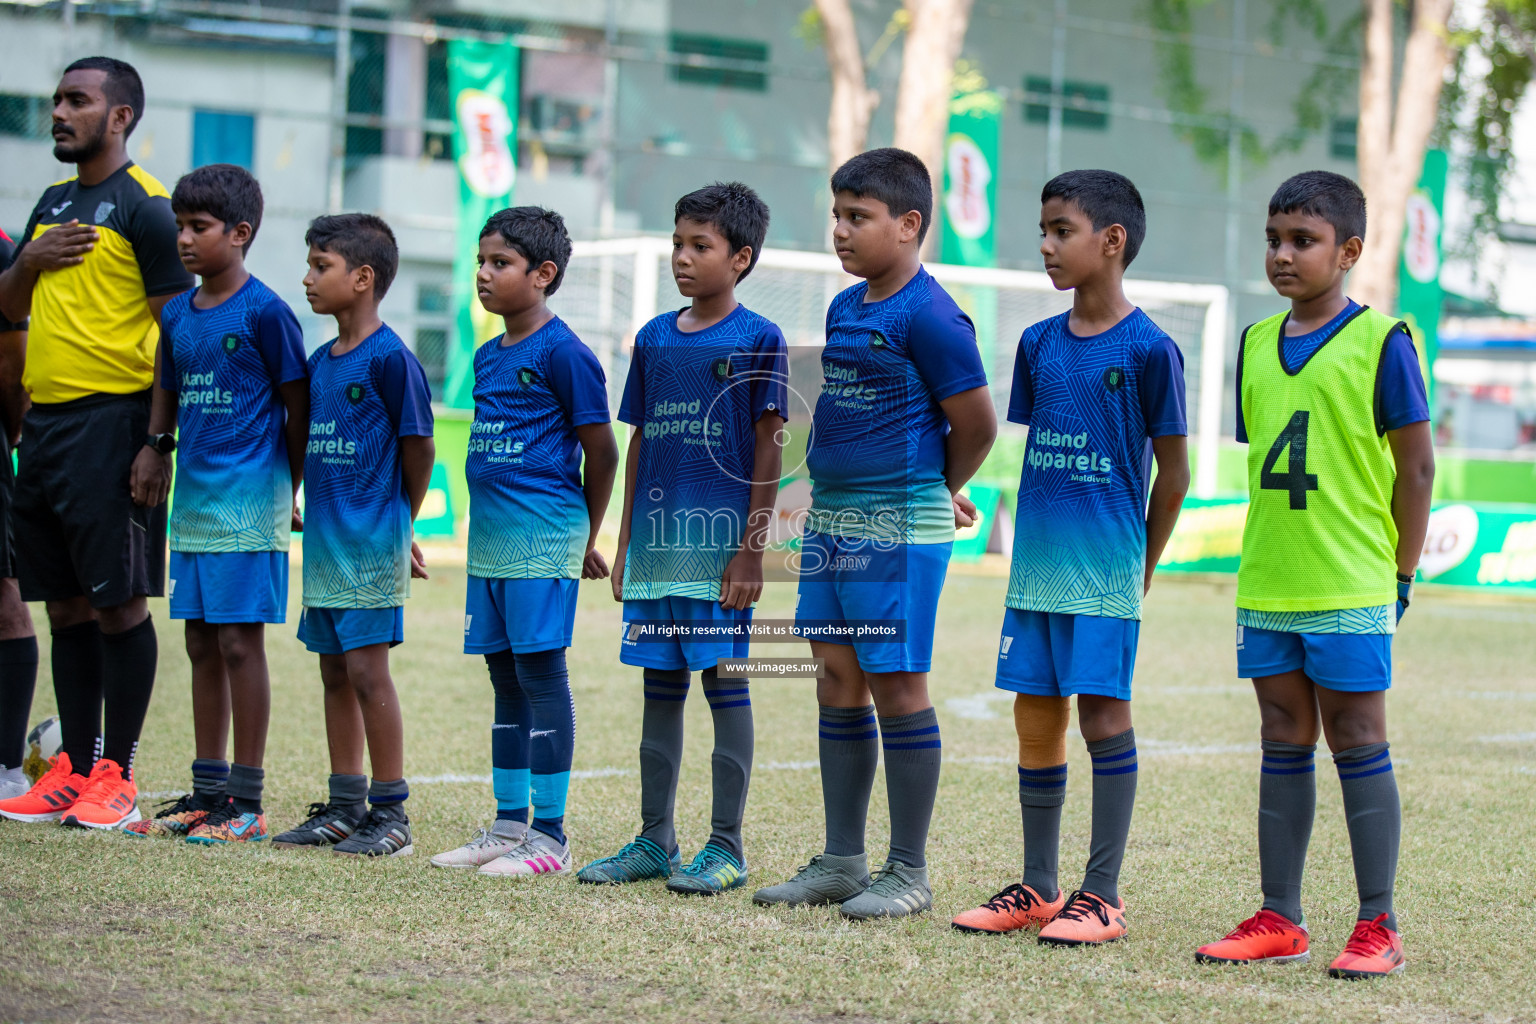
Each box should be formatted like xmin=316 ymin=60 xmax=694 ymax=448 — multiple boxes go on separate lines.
xmin=552 ymin=238 xmax=1230 ymax=499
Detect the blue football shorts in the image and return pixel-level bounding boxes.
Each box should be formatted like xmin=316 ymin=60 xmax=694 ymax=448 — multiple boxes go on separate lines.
xmin=793 ymin=530 xmax=951 ymax=674
xmin=994 ymin=608 xmax=1139 ymax=700
xmin=297 ymin=605 xmax=404 ymax=655
xmin=620 ymin=594 xmax=751 ymax=671
xmin=168 ymin=550 xmax=288 ymax=624
xmin=1236 ymin=623 xmax=1392 ymax=692
xmin=464 ymin=575 xmax=579 ymax=655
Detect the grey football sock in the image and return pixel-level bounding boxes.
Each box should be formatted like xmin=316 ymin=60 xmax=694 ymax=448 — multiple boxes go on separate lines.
xmin=328 ymin=772 xmax=368 ymax=819
xmin=819 ymin=704 xmax=878 ymax=858
xmin=1334 ymin=742 xmax=1400 ymax=930
xmin=638 ymin=669 xmax=689 ymax=854
xmin=490 ymin=817 xmax=528 ymax=840
xmin=1258 ymin=740 xmax=1316 ymax=925
xmin=1018 ymin=763 xmax=1067 ymax=900
xmin=701 ymin=668 xmax=753 ymax=864
xmin=227 ymin=763 xmax=265 ymax=815
xmin=879 ymin=708 xmax=941 ymax=869
xmin=190 ymin=758 xmax=229 ymax=810
xmin=1082 ymin=728 xmax=1138 ymax=905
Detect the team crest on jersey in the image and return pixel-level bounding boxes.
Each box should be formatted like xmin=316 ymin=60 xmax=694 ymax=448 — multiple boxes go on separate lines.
xmin=222 ymin=334 xmax=241 ymax=355
xmin=713 ymin=358 xmax=732 ymax=380
xmin=517 ymin=367 xmax=538 ymax=387
xmin=345 ymin=382 xmax=366 ymax=404
xmin=94 ymin=201 xmax=116 ymax=223
xmin=868 ymin=331 xmax=888 ymax=349
xmin=1103 ymin=366 xmax=1126 ymax=393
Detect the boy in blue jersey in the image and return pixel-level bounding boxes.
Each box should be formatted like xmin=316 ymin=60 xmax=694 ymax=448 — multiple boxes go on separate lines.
xmin=429 ymin=207 xmax=617 ymax=878
xmin=272 ymin=214 xmax=435 ymax=858
xmin=1195 ymin=172 xmax=1433 ymax=978
xmin=122 ymin=164 xmax=307 ymax=844
xmin=950 ymin=171 xmax=1189 ymax=945
xmin=577 ymin=183 xmax=788 ymax=894
xmin=753 ymin=149 xmax=997 ymax=919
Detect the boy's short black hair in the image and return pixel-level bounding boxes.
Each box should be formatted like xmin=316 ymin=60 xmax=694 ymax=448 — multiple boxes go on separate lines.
xmin=1041 ymin=169 xmax=1147 ymax=268
xmin=172 ymin=164 xmax=264 ymax=253
xmin=674 ymin=182 xmax=771 ymax=283
xmin=305 ymin=213 xmax=399 ymax=299
xmin=63 ymin=56 xmax=145 ymax=137
xmin=830 ymin=148 xmax=933 ymax=244
xmin=479 ymin=206 xmax=573 ymax=297
xmin=1268 ymin=171 xmax=1367 ymax=244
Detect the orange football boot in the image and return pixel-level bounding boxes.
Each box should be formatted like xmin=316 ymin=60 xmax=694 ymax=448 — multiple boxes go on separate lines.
xmin=952 ymin=883 xmax=1066 ymax=934
xmin=0 ymin=751 xmax=87 ymax=823
xmin=61 ymin=758 xmax=140 ymax=829
xmin=1195 ymin=909 xmax=1310 ymax=965
xmin=1037 ymin=890 xmax=1128 ymax=946
xmin=1328 ymin=914 xmax=1406 ymax=979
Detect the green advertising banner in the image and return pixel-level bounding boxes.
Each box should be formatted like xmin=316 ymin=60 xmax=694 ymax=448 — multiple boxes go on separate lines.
xmin=1152 ymin=496 xmax=1536 ymax=593
xmin=445 ymin=39 xmax=520 ymax=410
xmin=1398 ymin=148 xmax=1447 ymax=410
xmin=941 ymin=89 xmax=1002 ymax=267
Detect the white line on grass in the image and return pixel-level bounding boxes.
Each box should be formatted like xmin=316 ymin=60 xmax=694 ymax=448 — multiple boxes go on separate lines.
xmin=1477 ymin=732 xmax=1536 ymax=744
xmin=1465 ymin=691 xmax=1536 ymax=701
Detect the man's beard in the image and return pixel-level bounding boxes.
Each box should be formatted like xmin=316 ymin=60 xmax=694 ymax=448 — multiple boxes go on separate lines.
xmin=52 ymin=122 xmax=106 ymax=164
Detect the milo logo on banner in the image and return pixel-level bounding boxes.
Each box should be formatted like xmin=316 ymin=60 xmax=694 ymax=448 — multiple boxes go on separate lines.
xmin=944 ymin=134 xmax=993 ymax=241
xmin=456 ymin=88 xmax=516 ymax=199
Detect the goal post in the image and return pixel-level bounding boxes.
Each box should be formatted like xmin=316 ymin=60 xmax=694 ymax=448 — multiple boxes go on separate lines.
xmin=554 ymin=238 xmax=1231 ymax=498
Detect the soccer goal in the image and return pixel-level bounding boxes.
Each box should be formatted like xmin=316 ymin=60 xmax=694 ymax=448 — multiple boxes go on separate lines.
xmin=552 ymin=238 xmax=1230 ymax=498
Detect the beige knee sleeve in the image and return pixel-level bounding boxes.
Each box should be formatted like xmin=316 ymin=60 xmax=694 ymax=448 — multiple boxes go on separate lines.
xmin=1014 ymin=693 xmax=1071 ymax=768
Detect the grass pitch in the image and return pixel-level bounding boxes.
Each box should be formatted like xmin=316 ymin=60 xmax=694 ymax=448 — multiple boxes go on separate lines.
xmin=1 ymin=565 xmax=1534 ymax=1023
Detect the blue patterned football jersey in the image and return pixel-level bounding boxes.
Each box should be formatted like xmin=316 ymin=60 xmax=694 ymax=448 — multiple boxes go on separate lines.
xmin=805 ymin=268 xmax=988 ymax=544
xmin=618 ymin=305 xmax=789 ymax=600
xmin=466 ymin=317 xmax=609 ymax=579
xmin=302 ymin=325 xmax=433 ymax=608
xmin=1004 ymin=309 xmax=1187 ymax=620
xmin=160 ymin=276 xmax=307 ymax=553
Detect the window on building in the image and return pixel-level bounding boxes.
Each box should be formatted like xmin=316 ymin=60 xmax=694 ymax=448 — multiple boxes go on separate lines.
xmin=0 ymin=94 xmax=51 ymax=140
xmin=669 ymin=34 xmax=769 ymax=92
xmin=414 ymin=282 xmax=452 ymax=395
xmin=1330 ymin=117 xmax=1358 ymax=161
xmin=1024 ymin=76 xmax=1110 ymax=130
xmin=192 ymin=109 xmax=256 ymax=169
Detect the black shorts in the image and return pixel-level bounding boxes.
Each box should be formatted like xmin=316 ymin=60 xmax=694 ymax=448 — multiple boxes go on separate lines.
xmin=13 ymin=391 xmax=166 ymax=607
xmin=0 ymin=430 xmax=14 ymax=580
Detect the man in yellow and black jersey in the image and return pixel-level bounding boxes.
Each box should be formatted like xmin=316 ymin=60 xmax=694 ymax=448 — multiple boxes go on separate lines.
xmin=0 ymin=57 xmax=192 ymax=830
xmin=0 ymin=228 xmax=39 ymax=802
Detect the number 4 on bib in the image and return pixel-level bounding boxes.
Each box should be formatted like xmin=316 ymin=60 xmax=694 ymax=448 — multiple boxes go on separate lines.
xmin=1260 ymin=410 xmax=1319 ymax=510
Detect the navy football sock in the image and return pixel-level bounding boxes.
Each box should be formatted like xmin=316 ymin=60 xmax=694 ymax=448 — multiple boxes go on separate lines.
xmin=368 ymin=776 xmax=409 ymax=820
xmin=639 ymin=669 xmax=689 ymax=854
xmin=701 ymin=668 xmax=753 ymax=864
xmin=516 ymin=649 xmax=574 ymax=845
xmin=485 ymin=651 xmax=530 ymax=824
xmin=190 ymin=757 xmax=230 ymax=810
xmin=227 ymin=763 xmax=264 ymax=815
xmin=328 ymin=772 xmax=368 ymax=820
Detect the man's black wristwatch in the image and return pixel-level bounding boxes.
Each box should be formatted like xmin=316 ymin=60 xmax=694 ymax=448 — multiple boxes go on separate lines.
xmin=145 ymin=432 xmax=177 ymax=455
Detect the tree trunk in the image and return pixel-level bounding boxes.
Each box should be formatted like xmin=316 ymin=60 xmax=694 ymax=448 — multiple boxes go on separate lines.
xmin=892 ymin=0 xmax=975 ymax=255
xmin=815 ymin=0 xmax=880 ymax=177
xmin=1352 ymin=0 xmax=1454 ymax=312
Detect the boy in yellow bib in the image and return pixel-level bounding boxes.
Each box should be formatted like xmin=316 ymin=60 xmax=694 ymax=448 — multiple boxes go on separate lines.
xmin=1195 ymin=172 xmax=1433 ymax=978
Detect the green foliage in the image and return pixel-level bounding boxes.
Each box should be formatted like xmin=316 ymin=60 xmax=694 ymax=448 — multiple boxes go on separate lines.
xmin=1146 ymin=0 xmax=1357 ymax=182
xmin=1440 ymin=1 xmax=1536 ymax=275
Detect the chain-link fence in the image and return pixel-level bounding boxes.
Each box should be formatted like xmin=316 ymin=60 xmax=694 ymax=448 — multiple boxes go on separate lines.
xmin=1 ymin=0 xmax=1353 ymax=431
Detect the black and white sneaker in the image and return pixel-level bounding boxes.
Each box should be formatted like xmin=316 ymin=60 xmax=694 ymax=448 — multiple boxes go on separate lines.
xmin=333 ymin=808 xmax=413 ymax=858
xmin=271 ymin=801 xmax=362 ymax=849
